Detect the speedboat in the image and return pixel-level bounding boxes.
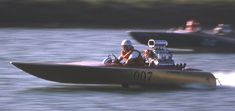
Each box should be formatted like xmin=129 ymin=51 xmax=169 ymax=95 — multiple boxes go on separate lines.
xmin=11 ymin=39 xmax=216 ymax=89
xmin=128 ymin=21 xmax=235 ymax=53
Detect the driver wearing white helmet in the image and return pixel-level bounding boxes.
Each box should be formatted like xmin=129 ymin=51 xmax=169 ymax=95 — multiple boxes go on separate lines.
xmin=116 ymin=39 xmax=144 ymax=66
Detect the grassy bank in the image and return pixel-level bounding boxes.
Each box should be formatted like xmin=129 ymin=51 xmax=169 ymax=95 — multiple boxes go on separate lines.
xmin=0 ymin=0 xmax=235 ymax=28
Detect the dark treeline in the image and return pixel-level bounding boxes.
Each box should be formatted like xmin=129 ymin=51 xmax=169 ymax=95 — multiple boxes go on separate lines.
xmin=0 ymin=0 xmax=235 ymax=28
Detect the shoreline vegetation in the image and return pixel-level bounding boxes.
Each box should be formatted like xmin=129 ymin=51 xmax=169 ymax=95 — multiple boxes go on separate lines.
xmin=0 ymin=0 xmax=235 ymax=29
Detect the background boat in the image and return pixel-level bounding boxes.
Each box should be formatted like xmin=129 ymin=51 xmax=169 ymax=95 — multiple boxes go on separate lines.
xmin=129 ymin=31 xmax=235 ymax=52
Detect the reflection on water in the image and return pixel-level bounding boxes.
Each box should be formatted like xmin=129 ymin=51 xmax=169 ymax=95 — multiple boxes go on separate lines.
xmin=1 ymin=28 xmax=235 ymax=111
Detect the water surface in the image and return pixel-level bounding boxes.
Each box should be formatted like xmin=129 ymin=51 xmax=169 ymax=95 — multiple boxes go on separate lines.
xmin=1 ymin=28 xmax=235 ymax=111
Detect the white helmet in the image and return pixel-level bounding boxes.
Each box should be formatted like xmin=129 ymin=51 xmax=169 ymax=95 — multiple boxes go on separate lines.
xmin=121 ymin=39 xmax=132 ymax=46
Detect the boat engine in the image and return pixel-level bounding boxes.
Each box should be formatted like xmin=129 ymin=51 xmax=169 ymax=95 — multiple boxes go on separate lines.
xmin=145 ymin=39 xmax=175 ymax=66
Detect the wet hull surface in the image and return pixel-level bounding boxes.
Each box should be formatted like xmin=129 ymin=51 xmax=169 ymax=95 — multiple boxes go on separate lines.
xmin=11 ymin=62 xmax=216 ymax=89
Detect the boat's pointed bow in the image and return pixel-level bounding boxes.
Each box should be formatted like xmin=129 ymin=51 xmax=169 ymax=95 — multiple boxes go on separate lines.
xmin=10 ymin=61 xmax=27 ymax=69
xmin=10 ymin=62 xmax=44 ymax=74
xmin=10 ymin=61 xmax=21 ymax=68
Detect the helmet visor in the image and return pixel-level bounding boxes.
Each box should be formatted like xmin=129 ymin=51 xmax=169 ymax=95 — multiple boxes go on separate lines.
xmin=121 ymin=45 xmax=129 ymax=52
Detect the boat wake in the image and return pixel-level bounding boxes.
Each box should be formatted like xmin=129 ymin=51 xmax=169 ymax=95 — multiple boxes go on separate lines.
xmin=214 ymin=71 xmax=235 ymax=88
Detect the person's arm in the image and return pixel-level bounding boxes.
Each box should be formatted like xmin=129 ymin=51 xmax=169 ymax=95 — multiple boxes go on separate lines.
xmin=115 ymin=51 xmax=125 ymax=64
xmin=118 ymin=55 xmax=123 ymax=61
xmin=116 ymin=51 xmax=124 ymax=63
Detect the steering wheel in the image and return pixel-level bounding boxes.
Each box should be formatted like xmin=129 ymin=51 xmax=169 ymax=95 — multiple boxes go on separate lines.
xmin=107 ymin=54 xmax=118 ymax=63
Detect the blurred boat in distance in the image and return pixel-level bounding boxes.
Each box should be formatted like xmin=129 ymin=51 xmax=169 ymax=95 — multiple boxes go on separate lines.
xmin=129 ymin=20 xmax=235 ymax=53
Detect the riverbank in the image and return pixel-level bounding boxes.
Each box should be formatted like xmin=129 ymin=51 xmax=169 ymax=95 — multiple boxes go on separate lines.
xmin=0 ymin=0 xmax=235 ymax=28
